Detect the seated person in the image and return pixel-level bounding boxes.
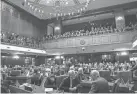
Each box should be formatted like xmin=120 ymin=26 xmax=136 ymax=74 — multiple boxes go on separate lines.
xmin=44 ymin=75 xmax=56 ymax=89
xmin=89 ymin=70 xmax=109 ymax=93
xmin=59 ymin=70 xmax=80 ymax=93
xmin=1 ymin=80 xmax=11 ymax=93
xmin=1 ymin=86 xmax=10 ymax=93
xmin=31 ymin=69 xmax=41 ymax=86
xmin=76 ymin=68 xmax=86 ymax=82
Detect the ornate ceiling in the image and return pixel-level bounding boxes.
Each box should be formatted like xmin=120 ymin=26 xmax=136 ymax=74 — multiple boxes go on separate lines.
xmin=28 ymin=0 xmax=87 ymax=6
xmin=25 ymin=0 xmax=90 ymax=19
xmin=5 ymin=0 xmax=137 ymax=20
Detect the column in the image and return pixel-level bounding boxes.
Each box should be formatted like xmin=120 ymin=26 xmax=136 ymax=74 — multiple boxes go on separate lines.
xmin=32 ymin=58 xmax=35 ymax=66
xmin=54 ymin=18 xmax=62 ymax=35
xmin=47 ymin=23 xmax=54 ymax=35
xmin=114 ymin=9 xmax=125 ymax=29
xmin=25 ymin=57 xmax=29 ymax=67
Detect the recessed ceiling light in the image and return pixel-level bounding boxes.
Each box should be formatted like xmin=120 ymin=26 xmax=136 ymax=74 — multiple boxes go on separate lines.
xmin=14 ymin=52 xmax=24 ymax=54
xmin=55 ymin=26 xmax=60 ymax=30
xmin=47 ymin=0 xmax=50 ymax=3
xmin=28 ymin=2 xmax=30 ymax=5
xmin=116 ymin=16 xmax=123 ymax=20
xmin=66 ymin=2 xmax=68 ymax=5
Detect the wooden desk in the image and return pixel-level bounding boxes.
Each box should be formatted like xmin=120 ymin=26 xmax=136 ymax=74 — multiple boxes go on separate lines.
xmin=9 ymin=85 xmax=32 ymax=93
xmin=7 ymin=76 xmax=31 ymax=85
xmin=80 ymin=80 xmax=92 ymax=87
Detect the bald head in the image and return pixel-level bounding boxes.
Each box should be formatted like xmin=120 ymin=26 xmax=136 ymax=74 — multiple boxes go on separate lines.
xmin=90 ymin=70 xmax=100 ymax=80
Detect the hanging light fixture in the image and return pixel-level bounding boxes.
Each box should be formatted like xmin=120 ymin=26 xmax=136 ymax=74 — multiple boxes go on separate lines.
xmin=26 ymin=0 xmax=92 ymax=19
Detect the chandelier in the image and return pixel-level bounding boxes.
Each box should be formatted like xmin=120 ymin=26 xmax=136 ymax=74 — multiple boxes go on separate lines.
xmin=25 ymin=0 xmax=92 ymax=19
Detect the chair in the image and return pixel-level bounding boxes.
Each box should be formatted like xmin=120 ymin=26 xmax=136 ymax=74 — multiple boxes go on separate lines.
xmin=78 ymin=81 xmax=93 ymax=93
xmin=1 ymin=86 xmax=10 ymax=93
xmin=99 ymin=70 xmax=111 ymax=81
xmin=56 ymin=75 xmax=68 ymax=88
xmin=31 ymin=74 xmax=41 ymax=86
xmin=10 ymin=70 xmax=21 ymax=76
xmin=111 ymin=79 xmax=121 ymax=93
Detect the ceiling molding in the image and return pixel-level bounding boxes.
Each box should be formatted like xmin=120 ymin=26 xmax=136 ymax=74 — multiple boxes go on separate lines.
xmin=6 ymin=0 xmax=137 ymax=20
xmin=62 ymin=7 xmax=137 ymax=25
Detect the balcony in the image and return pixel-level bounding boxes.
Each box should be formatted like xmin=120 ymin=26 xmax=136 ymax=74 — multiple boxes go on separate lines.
xmin=43 ymin=29 xmax=137 ymax=49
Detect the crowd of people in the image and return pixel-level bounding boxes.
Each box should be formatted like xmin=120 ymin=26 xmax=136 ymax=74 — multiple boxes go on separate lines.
xmin=1 ymin=22 xmax=137 ymax=49
xmin=1 ymin=57 xmax=137 ymax=93
xmin=1 ymin=31 xmax=43 ymax=49
xmin=43 ymin=22 xmax=137 ymax=41
xmin=1 ymin=58 xmax=136 ymax=78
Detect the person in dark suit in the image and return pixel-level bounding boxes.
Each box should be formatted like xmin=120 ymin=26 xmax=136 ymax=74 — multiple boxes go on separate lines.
xmin=89 ymin=70 xmax=109 ymax=93
xmin=59 ymin=70 xmax=80 ymax=92
xmin=44 ymin=75 xmax=56 ymax=89
xmin=31 ymin=69 xmax=41 ymax=86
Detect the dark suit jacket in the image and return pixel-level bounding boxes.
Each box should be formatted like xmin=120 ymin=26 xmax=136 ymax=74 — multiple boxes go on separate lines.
xmin=44 ymin=76 xmax=56 ymax=89
xmin=59 ymin=76 xmax=80 ymax=92
xmin=89 ymin=77 xmax=109 ymax=93
xmin=75 ymin=74 xmax=86 ymax=83
xmin=31 ymin=73 xmax=41 ymax=85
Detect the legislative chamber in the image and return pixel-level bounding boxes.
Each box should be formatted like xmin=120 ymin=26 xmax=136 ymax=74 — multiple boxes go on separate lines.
xmin=1 ymin=0 xmax=137 ymax=93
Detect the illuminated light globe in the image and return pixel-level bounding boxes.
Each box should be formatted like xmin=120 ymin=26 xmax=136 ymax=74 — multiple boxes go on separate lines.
xmin=55 ymin=26 xmax=60 ymax=30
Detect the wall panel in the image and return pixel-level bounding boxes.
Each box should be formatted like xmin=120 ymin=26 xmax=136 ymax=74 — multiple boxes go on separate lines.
xmin=44 ymin=32 xmax=137 ymax=49
xmin=1 ymin=1 xmax=47 ymax=37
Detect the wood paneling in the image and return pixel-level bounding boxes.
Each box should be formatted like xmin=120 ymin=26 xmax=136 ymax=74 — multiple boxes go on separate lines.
xmin=1 ymin=1 xmax=47 ymax=37
xmin=44 ymin=32 xmax=136 ymax=49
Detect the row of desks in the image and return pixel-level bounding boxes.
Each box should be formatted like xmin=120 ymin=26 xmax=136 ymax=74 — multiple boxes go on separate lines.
xmin=7 ymin=70 xmax=136 ymax=93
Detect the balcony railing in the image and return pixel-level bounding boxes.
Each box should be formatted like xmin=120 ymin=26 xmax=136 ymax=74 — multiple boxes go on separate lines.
xmin=44 ymin=25 xmax=137 ymax=42
xmin=43 ymin=30 xmax=137 ymax=49
xmin=1 ymin=25 xmax=137 ymax=49
xmin=0 ymin=32 xmax=44 ymax=50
